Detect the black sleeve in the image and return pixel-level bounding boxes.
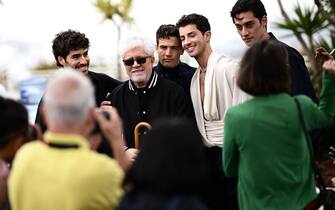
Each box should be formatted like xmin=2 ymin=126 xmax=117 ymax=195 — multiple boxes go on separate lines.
xmin=288 ymin=49 xmax=318 ymax=103
xmin=34 ymin=97 xmax=47 ymax=133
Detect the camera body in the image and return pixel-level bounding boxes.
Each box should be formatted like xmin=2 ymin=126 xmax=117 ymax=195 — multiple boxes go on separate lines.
xmin=91 ymin=110 xmax=110 ymax=134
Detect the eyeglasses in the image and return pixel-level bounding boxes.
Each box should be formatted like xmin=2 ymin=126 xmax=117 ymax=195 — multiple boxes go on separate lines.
xmin=123 ymin=56 xmax=150 ymax=66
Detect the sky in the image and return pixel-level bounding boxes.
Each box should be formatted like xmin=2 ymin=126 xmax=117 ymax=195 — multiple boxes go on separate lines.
xmin=0 ymin=0 xmax=314 ymax=83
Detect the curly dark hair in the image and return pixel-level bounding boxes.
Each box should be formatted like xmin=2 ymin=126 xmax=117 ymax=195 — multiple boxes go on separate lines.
xmin=155 ymin=24 xmax=181 ymax=45
xmin=176 ymin=13 xmax=210 ymax=34
xmin=52 ymin=29 xmax=90 ymax=67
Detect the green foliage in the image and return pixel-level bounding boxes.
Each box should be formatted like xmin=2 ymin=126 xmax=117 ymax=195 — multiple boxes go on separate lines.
xmin=276 ymin=5 xmax=328 ymax=37
xmin=275 ymin=1 xmax=335 ymax=96
xmin=94 ymin=0 xmax=133 ymax=23
xmin=93 ymin=0 xmax=134 ymax=79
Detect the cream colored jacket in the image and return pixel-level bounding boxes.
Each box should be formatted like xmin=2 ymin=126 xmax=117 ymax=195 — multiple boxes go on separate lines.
xmin=190 ymin=52 xmax=251 ymax=147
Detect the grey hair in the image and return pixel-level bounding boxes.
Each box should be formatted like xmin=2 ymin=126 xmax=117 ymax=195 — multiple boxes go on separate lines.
xmin=43 ymin=68 xmax=95 ymax=125
xmin=120 ymin=36 xmax=155 ymax=58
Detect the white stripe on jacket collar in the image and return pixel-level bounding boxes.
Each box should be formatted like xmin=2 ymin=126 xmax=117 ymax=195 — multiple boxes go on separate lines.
xmin=128 ymin=71 xmax=158 ymax=91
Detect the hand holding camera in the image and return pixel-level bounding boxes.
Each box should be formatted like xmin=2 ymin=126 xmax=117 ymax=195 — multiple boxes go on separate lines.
xmin=93 ymin=106 xmax=129 ymax=171
xmin=93 ymin=106 xmax=123 ymax=140
xmin=91 ymin=110 xmax=111 ymax=134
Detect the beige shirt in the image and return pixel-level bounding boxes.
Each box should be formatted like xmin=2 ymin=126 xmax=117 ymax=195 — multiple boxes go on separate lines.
xmin=190 ymin=52 xmax=251 ymax=147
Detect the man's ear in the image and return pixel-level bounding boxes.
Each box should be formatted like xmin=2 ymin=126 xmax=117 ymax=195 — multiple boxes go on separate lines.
xmin=41 ymin=106 xmax=48 ymax=129
xmin=150 ymin=56 xmax=155 ymax=64
xmin=57 ymin=56 xmax=66 ymax=66
xmin=261 ymin=15 xmax=268 ymax=29
xmin=85 ymin=108 xmax=96 ymax=136
xmin=204 ymin=31 xmax=211 ymax=42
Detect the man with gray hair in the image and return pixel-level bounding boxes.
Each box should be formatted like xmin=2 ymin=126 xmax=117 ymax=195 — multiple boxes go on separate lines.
xmin=9 ymin=69 xmax=128 ymax=210
xmin=106 ymin=36 xmax=194 ymax=161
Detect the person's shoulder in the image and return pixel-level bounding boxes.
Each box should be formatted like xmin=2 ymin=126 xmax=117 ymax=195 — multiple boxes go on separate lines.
xmin=180 ymin=62 xmax=196 ymax=71
xmin=17 ymin=141 xmax=44 ymax=153
xmin=111 ymin=81 xmax=127 ymax=94
xmin=215 ymin=56 xmax=239 ymax=77
xmin=271 ymin=36 xmax=304 ymax=61
xmin=295 ymin=95 xmax=315 ymax=106
xmin=293 ymin=95 xmax=320 ymax=117
xmin=226 ymin=96 xmax=259 ymax=116
xmin=226 ymin=100 xmax=247 ymax=115
xmin=159 ymin=77 xmax=185 ymax=91
xmin=153 ymin=65 xmax=165 ymax=77
xmin=216 ymin=56 xmax=239 ymax=68
xmin=88 ymin=70 xmax=106 ymax=79
xmin=89 ymin=71 xmax=121 ymax=83
xmin=284 ymin=43 xmax=304 ymax=60
xmin=107 ymin=81 xmax=127 ymax=102
xmin=12 ymin=141 xmax=44 ymax=164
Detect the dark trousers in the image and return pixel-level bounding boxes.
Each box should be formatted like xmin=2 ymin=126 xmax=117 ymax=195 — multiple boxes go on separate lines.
xmin=204 ymin=146 xmax=238 ymax=210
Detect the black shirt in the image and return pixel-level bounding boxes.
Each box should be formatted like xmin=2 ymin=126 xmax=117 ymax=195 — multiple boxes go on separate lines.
xmin=154 ymin=62 xmax=196 ymax=97
xmin=269 ymin=33 xmax=317 ymax=103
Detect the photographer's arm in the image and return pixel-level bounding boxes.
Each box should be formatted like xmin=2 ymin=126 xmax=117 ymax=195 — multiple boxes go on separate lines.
xmin=94 ymin=107 xmax=130 ymax=172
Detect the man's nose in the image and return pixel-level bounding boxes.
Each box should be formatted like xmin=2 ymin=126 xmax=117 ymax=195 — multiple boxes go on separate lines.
xmin=79 ymin=56 xmax=88 ymax=64
xmin=183 ymin=37 xmax=191 ymax=48
xmin=241 ymin=27 xmax=249 ymax=37
xmin=165 ymin=48 xmax=172 ymax=56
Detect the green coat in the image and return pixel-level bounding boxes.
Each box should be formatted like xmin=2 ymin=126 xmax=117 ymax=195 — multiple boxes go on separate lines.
xmin=223 ymin=72 xmax=335 ymax=210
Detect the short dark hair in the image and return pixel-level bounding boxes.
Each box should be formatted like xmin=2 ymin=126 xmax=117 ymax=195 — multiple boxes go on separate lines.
xmin=124 ymin=117 xmax=209 ymax=194
xmin=52 ymin=29 xmax=90 ymax=67
xmin=155 ymin=24 xmax=181 ymax=46
xmin=176 ymin=13 xmax=210 ymax=34
xmin=0 ymin=97 xmax=29 ymax=148
xmin=230 ymin=0 xmax=267 ymax=23
xmin=237 ymin=40 xmax=291 ymax=96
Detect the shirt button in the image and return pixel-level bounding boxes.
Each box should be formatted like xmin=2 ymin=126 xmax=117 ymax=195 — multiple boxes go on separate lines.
xmin=143 ymin=90 xmax=146 ymax=94
xmin=137 ymin=112 xmax=140 ymax=115
xmin=142 ymin=111 xmax=146 ymax=115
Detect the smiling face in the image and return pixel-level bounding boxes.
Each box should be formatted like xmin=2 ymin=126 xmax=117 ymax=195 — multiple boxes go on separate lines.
xmin=58 ymin=48 xmax=90 ymax=75
xmin=123 ymin=47 xmax=154 ymax=88
xmin=156 ymin=37 xmax=183 ymax=68
xmin=178 ymin=24 xmax=210 ymax=60
xmin=233 ymin=11 xmax=269 ymax=47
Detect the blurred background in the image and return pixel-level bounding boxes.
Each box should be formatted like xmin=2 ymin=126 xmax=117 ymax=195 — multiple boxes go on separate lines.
xmin=0 ymin=0 xmax=333 ymax=122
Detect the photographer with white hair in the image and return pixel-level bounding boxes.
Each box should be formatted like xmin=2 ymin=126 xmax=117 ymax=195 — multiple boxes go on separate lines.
xmin=9 ymin=69 xmax=128 ymax=210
